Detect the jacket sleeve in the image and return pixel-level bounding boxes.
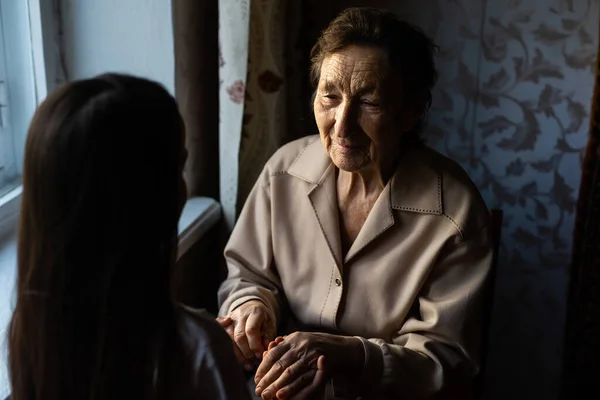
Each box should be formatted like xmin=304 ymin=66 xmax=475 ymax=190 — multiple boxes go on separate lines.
xmin=198 ymin=342 xmax=253 ymax=400
xmin=354 ymin=223 xmax=493 ymax=399
xmin=187 ymin=309 xmax=253 ymax=400
xmin=217 ymin=170 xmax=283 ymax=326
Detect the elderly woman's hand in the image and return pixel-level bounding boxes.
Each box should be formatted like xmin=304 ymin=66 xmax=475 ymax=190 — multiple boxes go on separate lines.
xmin=216 ymin=300 xmax=276 ymax=371
xmin=254 ymin=332 xmax=364 ymax=400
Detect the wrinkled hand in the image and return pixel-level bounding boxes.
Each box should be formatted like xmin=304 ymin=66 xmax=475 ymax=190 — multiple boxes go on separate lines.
xmin=216 ymin=300 xmax=276 ymax=371
xmin=254 ymin=332 xmax=338 ymax=400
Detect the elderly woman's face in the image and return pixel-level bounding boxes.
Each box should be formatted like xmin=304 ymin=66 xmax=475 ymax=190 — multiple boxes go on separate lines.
xmin=314 ymin=45 xmax=410 ymax=173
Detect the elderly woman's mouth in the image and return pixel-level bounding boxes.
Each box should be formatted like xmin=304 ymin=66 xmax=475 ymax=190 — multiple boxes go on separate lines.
xmin=332 ymin=141 xmax=367 ymax=153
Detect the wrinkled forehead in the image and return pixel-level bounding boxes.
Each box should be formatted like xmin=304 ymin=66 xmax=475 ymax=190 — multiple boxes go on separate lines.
xmin=318 ymin=46 xmax=393 ymax=93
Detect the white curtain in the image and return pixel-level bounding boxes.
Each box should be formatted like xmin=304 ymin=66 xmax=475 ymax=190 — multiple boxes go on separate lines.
xmin=218 ymin=0 xmax=251 ymax=230
xmin=219 ymin=0 xmax=288 ymax=229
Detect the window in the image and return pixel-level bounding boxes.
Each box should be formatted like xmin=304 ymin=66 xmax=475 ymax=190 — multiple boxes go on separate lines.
xmin=0 ymin=0 xmax=48 ymax=200
xmin=0 ymin=0 xmax=50 ymax=235
xmin=0 ymin=2 xmax=52 ymax=394
xmin=0 ymin=14 xmax=20 ymax=198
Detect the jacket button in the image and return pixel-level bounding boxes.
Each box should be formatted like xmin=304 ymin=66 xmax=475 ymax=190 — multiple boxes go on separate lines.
xmin=335 ymin=278 xmax=342 ymax=286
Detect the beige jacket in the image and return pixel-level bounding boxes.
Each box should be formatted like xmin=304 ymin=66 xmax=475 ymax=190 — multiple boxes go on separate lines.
xmin=218 ymin=135 xmax=492 ymax=399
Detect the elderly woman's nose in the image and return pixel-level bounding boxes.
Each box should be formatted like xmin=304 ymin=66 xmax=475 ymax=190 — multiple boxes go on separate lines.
xmin=334 ymin=102 xmax=357 ymax=138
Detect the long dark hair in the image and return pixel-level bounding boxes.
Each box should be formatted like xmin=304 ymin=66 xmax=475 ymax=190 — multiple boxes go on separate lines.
xmin=8 ymin=74 xmax=186 ymax=400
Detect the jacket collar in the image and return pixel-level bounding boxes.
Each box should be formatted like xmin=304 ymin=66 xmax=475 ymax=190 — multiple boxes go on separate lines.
xmin=287 ymin=136 xmax=443 ymax=215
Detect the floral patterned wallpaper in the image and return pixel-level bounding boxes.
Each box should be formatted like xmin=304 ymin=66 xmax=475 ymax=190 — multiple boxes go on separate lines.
xmin=228 ymin=0 xmax=599 ymax=398
xmin=419 ymin=1 xmax=598 ymax=398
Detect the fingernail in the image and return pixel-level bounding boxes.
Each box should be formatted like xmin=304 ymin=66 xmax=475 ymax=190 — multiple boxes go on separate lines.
xmin=255 ymin=386 xmax=262 ymax=395
xmin=255 ymin=352 xmax=262 ymax=359
xmin=277 ymin=389 xmax=286 ymax=399
xmin=263 ymin=391 xmax=272 ymax=400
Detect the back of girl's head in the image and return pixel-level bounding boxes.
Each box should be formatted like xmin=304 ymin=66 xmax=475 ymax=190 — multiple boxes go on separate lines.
xmin=9 ymin=73 xmax=185 ymax=400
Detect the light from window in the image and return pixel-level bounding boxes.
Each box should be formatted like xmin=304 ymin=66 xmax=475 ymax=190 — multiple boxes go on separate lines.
xmin=0 ymin=23 xmax=18 ymax=198
xmin=0 ymin=1 xmax=39 ymax=199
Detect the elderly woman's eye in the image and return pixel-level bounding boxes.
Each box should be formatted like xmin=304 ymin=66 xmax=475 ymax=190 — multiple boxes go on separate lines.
xmin=361 ymin=100 xmax=379 ymax=107
xmin=324 ymin=94 xmax=338 ymax=100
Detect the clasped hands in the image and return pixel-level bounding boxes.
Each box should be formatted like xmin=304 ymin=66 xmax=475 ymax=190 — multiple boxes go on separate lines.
xmin=217 ymin=300 xmax=362 ymax=400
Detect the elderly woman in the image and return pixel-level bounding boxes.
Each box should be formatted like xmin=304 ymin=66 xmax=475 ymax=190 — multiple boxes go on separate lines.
xmin=218 ymin=7 xmax=492 ymax=400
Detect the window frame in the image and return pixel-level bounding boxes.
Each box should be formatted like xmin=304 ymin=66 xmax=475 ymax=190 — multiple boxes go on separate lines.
xmin=0 ymin=0 xmax=56 ymax=238
xmin=0 ymin=4 xmax=18 ymax=196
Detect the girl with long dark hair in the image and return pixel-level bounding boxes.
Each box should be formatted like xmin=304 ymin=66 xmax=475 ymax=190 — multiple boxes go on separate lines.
xmin=8 ymin=74 xmax=250 ymax=400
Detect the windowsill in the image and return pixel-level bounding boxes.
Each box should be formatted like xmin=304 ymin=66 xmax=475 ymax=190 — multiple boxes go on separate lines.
xmin=0 ymin=187 xmax=22 ymax=240
xmin=0 ymin=194 xmax=222 ymax=263
xmin=0 ymin=195 xmax=221 ymax=397
xmin=178 ymin=197 xmax=222 ymax=258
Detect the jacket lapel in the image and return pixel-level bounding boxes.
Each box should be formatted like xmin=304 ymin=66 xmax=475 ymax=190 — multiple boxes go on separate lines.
xmin=343 ymin=146 xmax=443 ymax=263
xmin=286 ymin=137 xmax=443 ymax=268
xmin=307 ymin=166 xmax=343 ymax=269
xmin=288 ymin=138 xmax=343 ymax=269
